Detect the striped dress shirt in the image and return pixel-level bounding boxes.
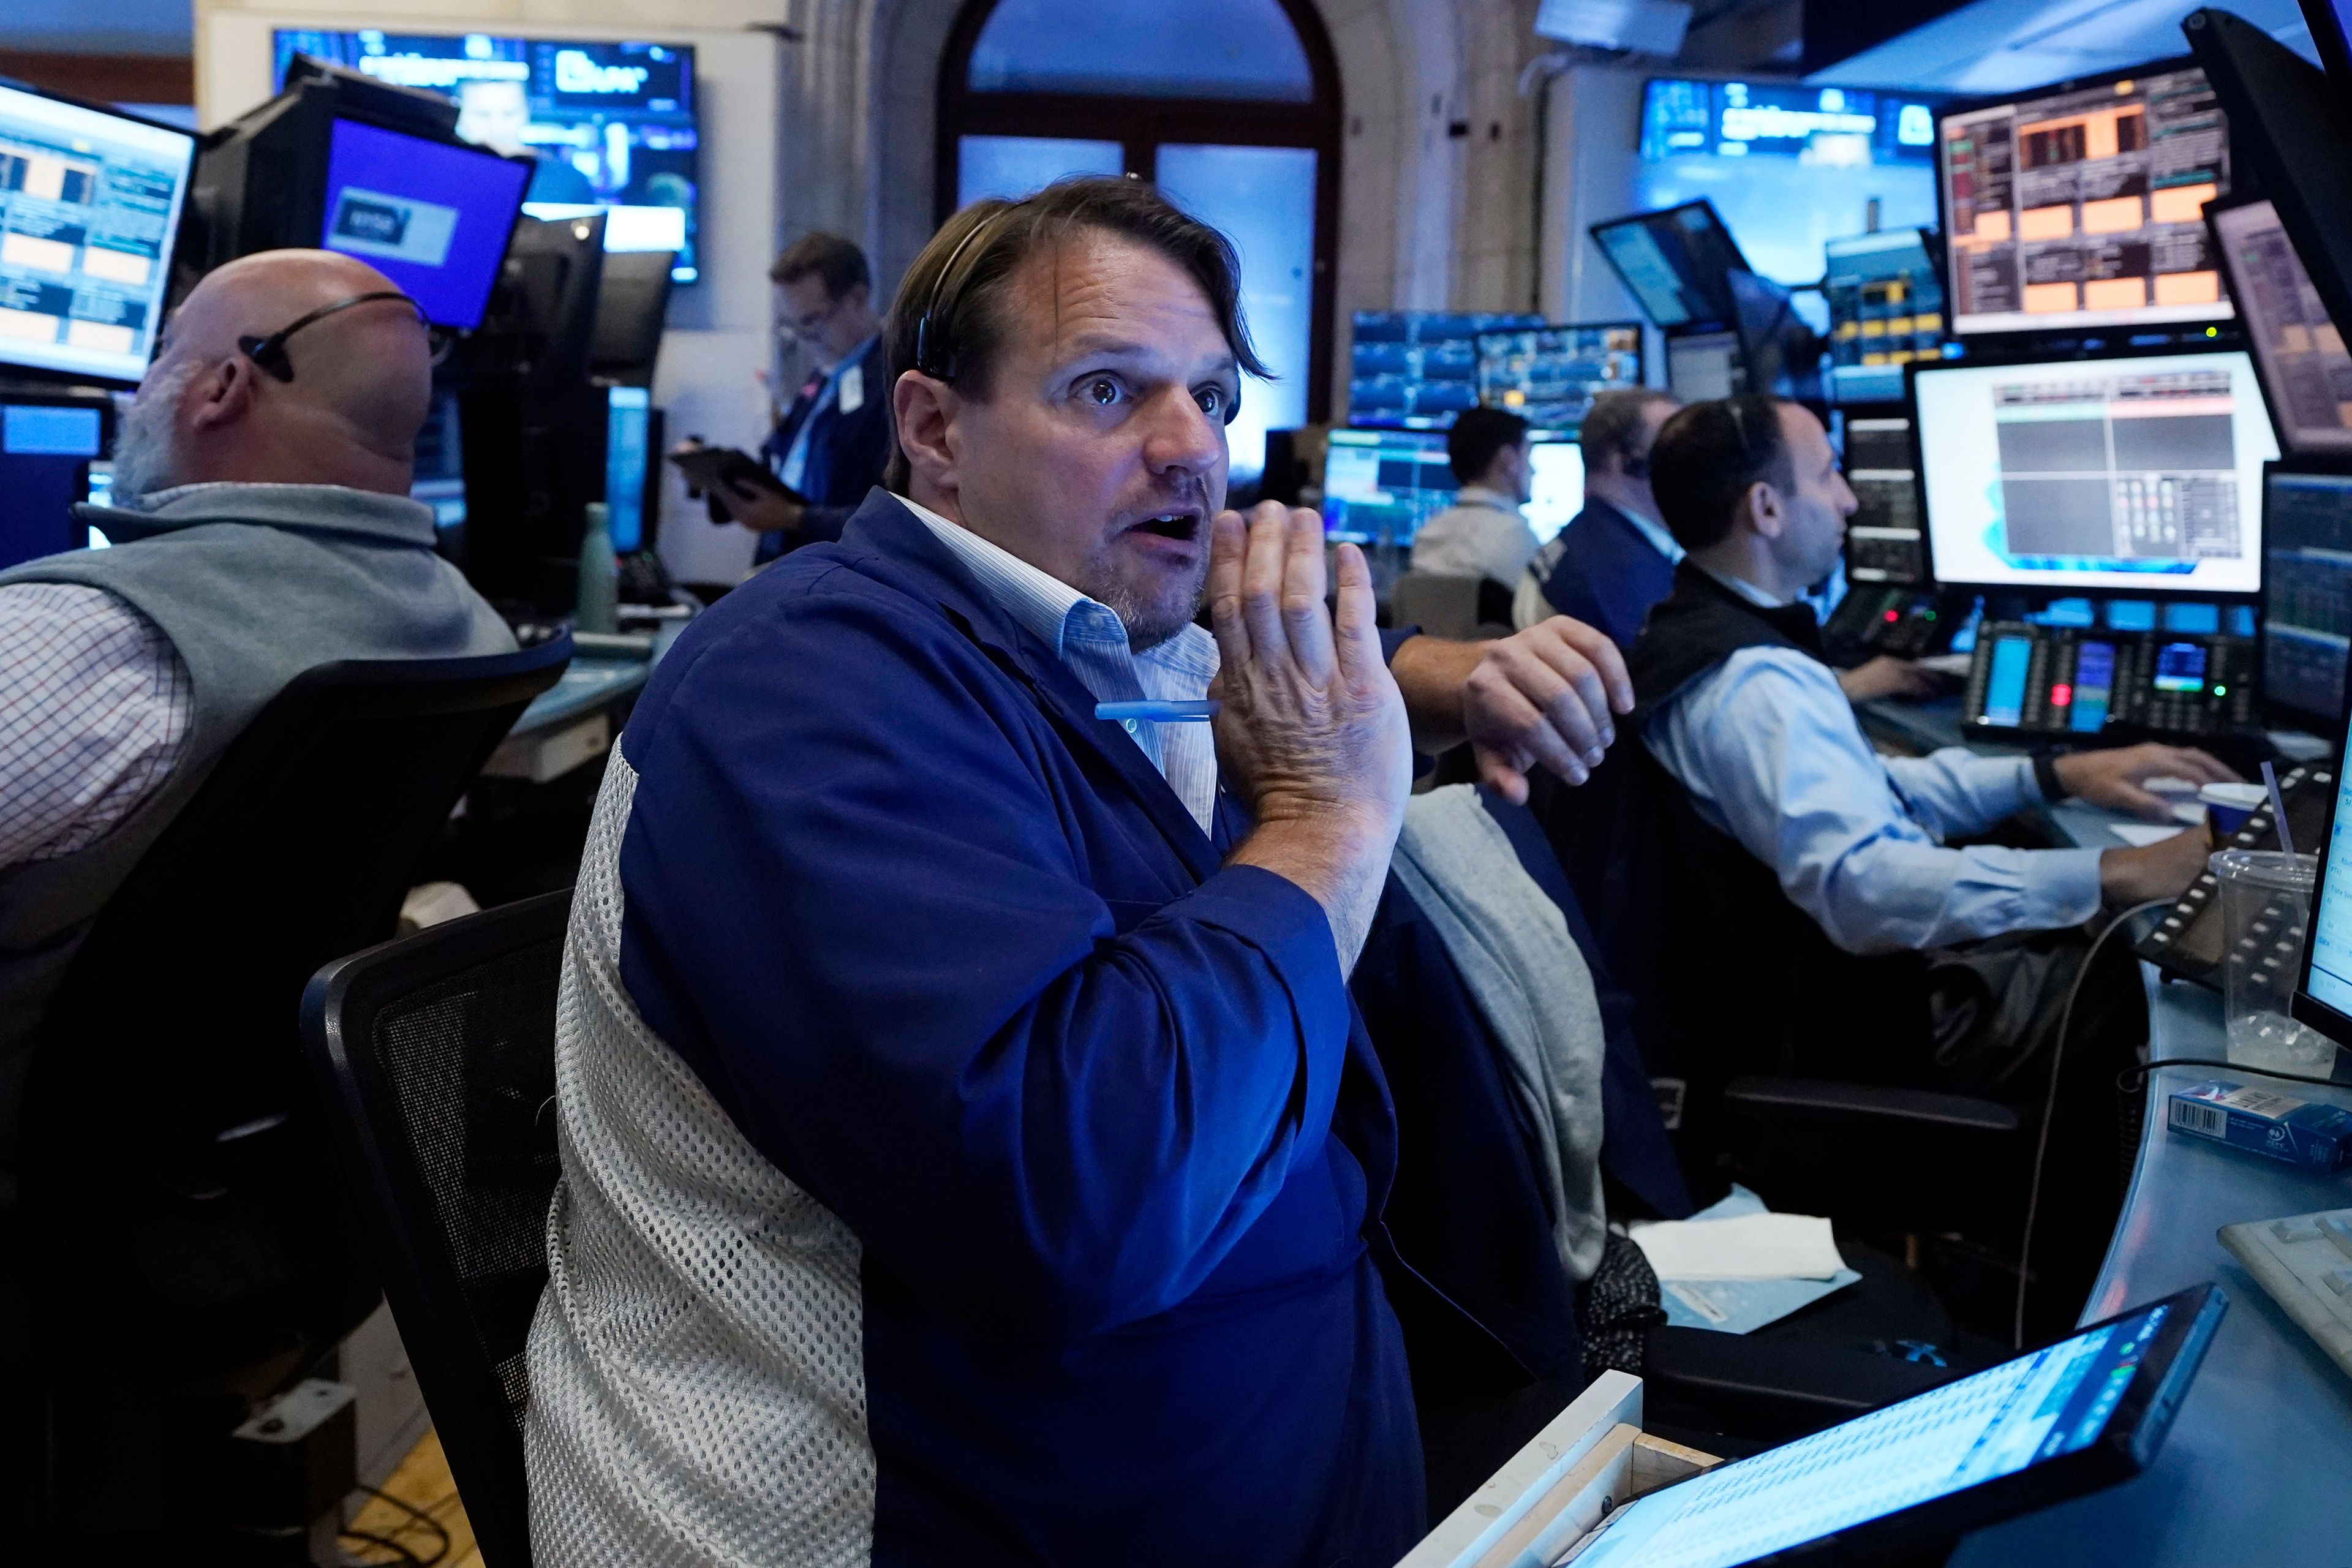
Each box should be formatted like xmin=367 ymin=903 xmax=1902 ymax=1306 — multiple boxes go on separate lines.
xmin=900 ymin=498 xmax=1222 ymax=832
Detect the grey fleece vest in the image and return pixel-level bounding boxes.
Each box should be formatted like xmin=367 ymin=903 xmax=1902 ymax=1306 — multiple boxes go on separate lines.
xmin=0 ymin=483 xmax=515 ymax=1204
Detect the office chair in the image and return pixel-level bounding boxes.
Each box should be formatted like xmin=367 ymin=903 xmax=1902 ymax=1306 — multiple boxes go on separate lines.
xmin=301 ymin=888 xmax=571 ymax=1568
xmin=3 ymin=636 xmax=571 ymax=1559
xmin=1390 ymin=571 xmax=1515 ymax=643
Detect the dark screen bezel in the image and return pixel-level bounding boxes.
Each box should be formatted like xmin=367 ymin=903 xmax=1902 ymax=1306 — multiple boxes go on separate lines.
xmin=1588 ymin=199 xmax=1751 ymax=333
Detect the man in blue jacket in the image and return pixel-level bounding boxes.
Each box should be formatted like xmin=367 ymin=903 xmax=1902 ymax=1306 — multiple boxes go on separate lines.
xmin=1515 ymin=387 xmax=1681 ymax=646
xmin=524 ymin=176 xmax=1634 ymax=1566
xmin=699 ymin=232 xmax=894 ymax=562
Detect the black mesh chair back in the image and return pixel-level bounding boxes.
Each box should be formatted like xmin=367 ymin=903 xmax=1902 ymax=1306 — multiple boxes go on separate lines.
xmin=18 ymin=637 xmax=571 ymax=1393
xmin=302 ymin=887 xmax=575 ymax=1568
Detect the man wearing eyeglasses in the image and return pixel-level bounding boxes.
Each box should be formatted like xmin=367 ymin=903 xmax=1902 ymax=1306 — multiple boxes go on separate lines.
xmin=0 ymin=247 xmax=513 ymax=1152
xmin=689 ymin=231 xmax=892 ymax=564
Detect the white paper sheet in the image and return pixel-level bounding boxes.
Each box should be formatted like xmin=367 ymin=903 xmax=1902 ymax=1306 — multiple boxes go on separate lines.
xmin=2110 ymin=822 xmax=2190 ymax=846
xmin=1629 ymin=1212 xmax=1848 ymax=1282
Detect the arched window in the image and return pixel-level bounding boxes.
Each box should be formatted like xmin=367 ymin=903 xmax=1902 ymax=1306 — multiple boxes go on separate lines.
xmin=938 ymin=0 xmax=1341 ymax=482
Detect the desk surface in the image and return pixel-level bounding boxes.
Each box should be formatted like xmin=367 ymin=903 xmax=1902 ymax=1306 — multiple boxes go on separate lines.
xmin=511 ymin=655 xmax=652 ymax=736
xmin=1937 ymin=760 xmax=2352 ymax=1566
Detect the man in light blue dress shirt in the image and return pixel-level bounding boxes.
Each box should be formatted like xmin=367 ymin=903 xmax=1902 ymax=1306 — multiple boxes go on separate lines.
xmin=1540 ymin=396 xmax=2237 ymax=1253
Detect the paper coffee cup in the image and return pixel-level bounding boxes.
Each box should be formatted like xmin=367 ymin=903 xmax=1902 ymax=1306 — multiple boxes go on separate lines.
xmin=2201 ymin=781 xmax=2267 ymax=837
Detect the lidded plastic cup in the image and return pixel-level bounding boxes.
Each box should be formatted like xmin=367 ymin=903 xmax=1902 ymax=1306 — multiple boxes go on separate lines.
xmin=2208 ymin=849 xmax=2332 ymax=1072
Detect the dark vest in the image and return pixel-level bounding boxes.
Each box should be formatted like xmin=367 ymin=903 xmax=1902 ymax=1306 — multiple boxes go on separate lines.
xmin=1534 ymin=564 xmax=1931 ymax=1198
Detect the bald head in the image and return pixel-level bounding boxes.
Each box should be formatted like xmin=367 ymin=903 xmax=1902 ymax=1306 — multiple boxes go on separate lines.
xmin=113 ymin=249 xmax=435 ymax=500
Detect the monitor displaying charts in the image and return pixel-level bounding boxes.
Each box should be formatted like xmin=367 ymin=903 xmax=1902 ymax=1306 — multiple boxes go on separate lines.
xmin=1320 ymin=428 xmax=1456 ymax=546
xmin=2263 ymin=467 xmax=2352 ymax=726
xmin=1825 ymin=228 xmax=1948 ymax=405
xmin=1475 ymin=323 xmax=1643 ymax=429
xmin=2211 ymin=199 xmax=2352 ymax=459
xmin=1938 ymin=62 xmax=2232 ymax=337
xmin=1349 ymin=311 xmax=1542 ymax=429
xmin=1914 ymin=349 xmax=2278 ymax=595
xmin=0 ymin=81 xmax=195 ymax=383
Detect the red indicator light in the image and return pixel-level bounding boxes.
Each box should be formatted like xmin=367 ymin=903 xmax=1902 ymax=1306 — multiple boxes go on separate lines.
xmin=1883 ymin=609 xmax=1901 ymax=622
xmin=2051 ymin=684 xmax=2073 ymax=707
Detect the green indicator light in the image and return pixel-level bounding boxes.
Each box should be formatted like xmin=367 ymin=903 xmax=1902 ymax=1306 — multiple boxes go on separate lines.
xmin=2214 ymin=684 xmax=2228 ymax=696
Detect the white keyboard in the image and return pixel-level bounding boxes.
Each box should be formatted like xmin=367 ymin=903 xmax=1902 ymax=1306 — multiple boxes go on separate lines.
xmin=2218 ymin=1207 xmax=2352 ymax=1382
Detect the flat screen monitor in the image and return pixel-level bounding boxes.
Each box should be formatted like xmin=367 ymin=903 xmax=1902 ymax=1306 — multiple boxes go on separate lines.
xmin=1349 ymin=311 xmax=1542 ymax=430
xmin=1937 ymin=61 xmax=2232 ymax=339
xmin=1639 ymin=78 xmax=1940 ymax=164
xmin=1913 ymin=348 xmax=2278 ymax=596
xmin=1589 ymin=200 xmax=1751 ymax=330
xmin=2262 ymin=466 xmax=2352 ymax=727
xmin=273 ymin=31 xmax=699 ymax=282
xmin=2211 ymin=199 xmax=2352 ymax=459
xmin=1665 ymin=330 xmax=1743 ymax=401
xmin=1473 ymin=323 xmax=1642 ymax=429
xmin=1320 ymin=428 xmax=1455 ymax=546
xmin=604 ymin=385 xmax=652 ymax=555
xmin=1824 ymin=228 xmax=1948 ymax=405
xmin=0 ymin=395 xmax=108 ymax=570
xmin=0 ymin=81 xmax=195 ymax=385
xmin=319 ymin=118 xmax=531 ymax=331
xmin=1526 ymin=436 xmax=1586 ymax=546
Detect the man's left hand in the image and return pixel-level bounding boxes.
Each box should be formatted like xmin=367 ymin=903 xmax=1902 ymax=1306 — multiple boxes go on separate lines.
xmin=2052 ymin=742 xmax=2239 ymax=823
xmin=1389 ymin=617 xmax=1635 ymax=801
xmin=1836 ymin=655 xmax=1941 ymax=704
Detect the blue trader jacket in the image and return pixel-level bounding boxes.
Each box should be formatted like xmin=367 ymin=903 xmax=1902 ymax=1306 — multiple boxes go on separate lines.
xmin=610 ymin=489 xmax=1425 ymax=1566
xmin=754 ymin=334 xmax=894 ymax=563
xmin=1534 ymin=497 xmax=1678 ymax=649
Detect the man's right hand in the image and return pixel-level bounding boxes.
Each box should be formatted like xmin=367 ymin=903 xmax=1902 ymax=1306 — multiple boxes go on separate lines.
xmin=2099 ymin=823 xmax=2212 ymax=908
xmin=1211 ymin=503 xmax=1411 ymax=971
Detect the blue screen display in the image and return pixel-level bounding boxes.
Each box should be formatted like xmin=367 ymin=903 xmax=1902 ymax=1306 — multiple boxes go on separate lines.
xmin=2070 ymin=641 xmax=2114 ymax=733
xmin=1983 ymin=635 xmax=2032 ymax=726
xmin=604 ymin=385 xmax=649 ymax=554
xmin=320 ymin=119 xmax=532 ymax=330
xmin=1575 ymin=1303 xmax=2172 ymax=1568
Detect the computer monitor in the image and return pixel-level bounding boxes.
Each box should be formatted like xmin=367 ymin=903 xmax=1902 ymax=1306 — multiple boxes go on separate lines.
xmin=2209 ymin=198 xmax=2352 ymax=460
xmin=1319 ymin=428 xmax=1455 ymax=546
xmin=603 ymin=385 xmax=655 ymax=555
xmin=1349 ymin=311 xmax=1543 ymax=429
xmin=1589 ymin=200 xmax=1751 ymax=330
xmin=1665 ymin=330 xmax=1743 ymax=401
xmin=1913 ymin=347 xmax=2278 ymax=595
xmin=318 ymin=118 xmax=532 ymax=330
xmin=1472 ymin=323 xmax=1643 ymax=429
xmin=2261 ymin=466 xmax=2352 ymax=728
xmin=589 ymin=249 xmax=675 ymax=384
xmin=1823 ymin=228 xmax=1948 ymax=405
xmin=1526 ymin=435 xmax=1586 ymax=546
xmin=0 ymin=81 xmax=195 ymax=385
xmin=2301 ymin=0 xmax=2352 ymax=97
xmin=273 ymin=31 xmax=700 ymax=282
xmin=1936 ymin=59 xmax=2233 ymax=339
xmin=2188 ymin=9 xmax=2352 ymax=395
xmin=0 ymin=393 xmax=111 ymax=571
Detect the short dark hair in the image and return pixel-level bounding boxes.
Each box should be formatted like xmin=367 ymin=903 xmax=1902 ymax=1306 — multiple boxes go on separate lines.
xmin=1649 ymin=396 xmax=1797 ymax=552
xmin=770 ymin=232 xmax=871 ymax=299
xmin=1580 ymin=388 xmax=1678 ymax=479
xmin=884 ymin=176 xmax=1269 ymax=488
xmin=1447 ymin=407 xmax=1529 ymax=487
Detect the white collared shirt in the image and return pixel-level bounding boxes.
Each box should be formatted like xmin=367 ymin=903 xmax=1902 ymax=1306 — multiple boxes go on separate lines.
xmin=900 ymin=497 xmax=1223 ymax=833
xmin=1409 ymin=485 xmax=1540 ymax=587
xmin=1615 ymin=500 xmax=1684 ymax=569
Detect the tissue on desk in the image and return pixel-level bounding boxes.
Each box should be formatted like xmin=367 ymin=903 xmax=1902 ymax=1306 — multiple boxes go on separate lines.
xmin=1630 ymin=1210 xmax=1848 ymax=1281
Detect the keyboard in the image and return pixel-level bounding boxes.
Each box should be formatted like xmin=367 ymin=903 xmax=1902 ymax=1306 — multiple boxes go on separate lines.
xmin=2218 ymin=1207 xmax=2352 ymax=1383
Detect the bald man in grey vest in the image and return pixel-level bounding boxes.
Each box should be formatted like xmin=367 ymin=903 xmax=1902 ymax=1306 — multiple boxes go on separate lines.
xmin=0 ymin=248 xmax=514 ymax=1207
